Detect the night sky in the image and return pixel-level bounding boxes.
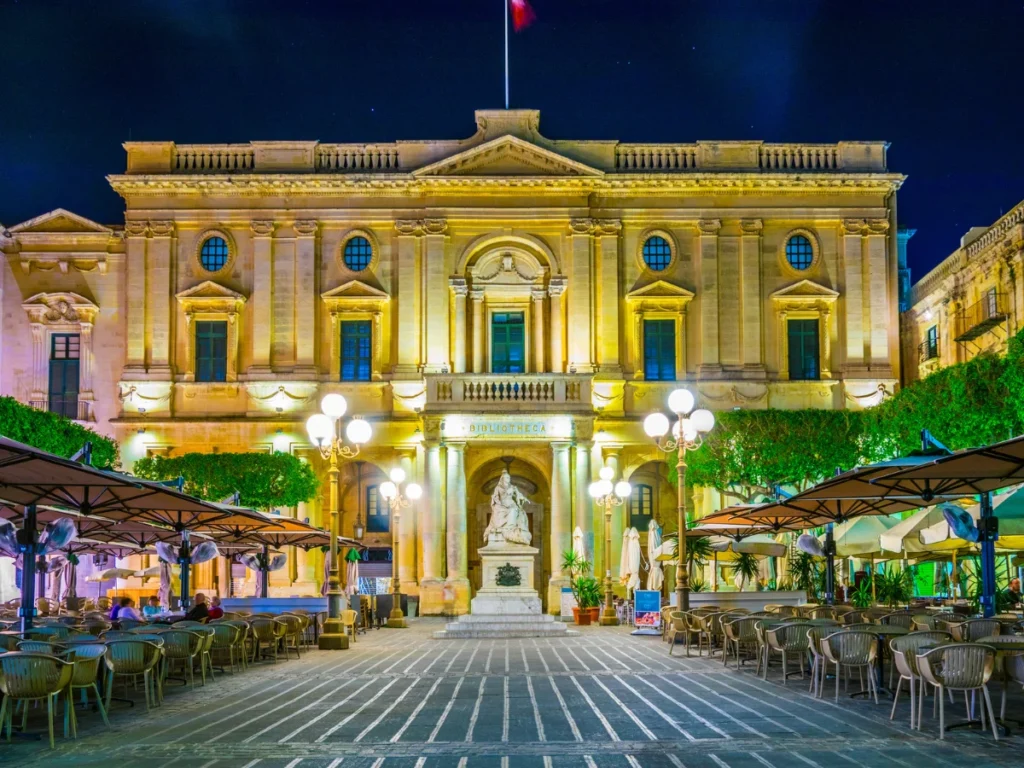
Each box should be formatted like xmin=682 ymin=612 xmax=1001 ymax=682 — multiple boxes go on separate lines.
xmin=2 ymin=0 xmax=1022 ymax=279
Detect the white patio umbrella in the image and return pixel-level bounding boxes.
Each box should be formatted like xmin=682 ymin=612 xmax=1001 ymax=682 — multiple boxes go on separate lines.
xmin=619 ymin=528 xmax=631 ymax=585
xmin=320 ymin=548 xmax=331 ymax=596
xmin=86 ymin=567 xmax=138 ymax=600
xmin=880 ymin=505 xmax=950 ymax=556
xmin=624 ymin=528 xmax=642 ymax=598
xmin=646 ymin=520 xmax=664 ymax=591
xmin=707 ymin=534 xmax=786 ymax=557
xmin=346 ymin=555 xmax=359 ymax=596
xmin=572 ymin=526 xmax=587 ymax=562
xmin=158 ymin=561 xmax=174 ymax=607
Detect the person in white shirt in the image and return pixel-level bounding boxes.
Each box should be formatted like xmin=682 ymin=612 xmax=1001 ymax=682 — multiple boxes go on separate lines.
xmin=117 ymin=596 xmax=142 ymax=621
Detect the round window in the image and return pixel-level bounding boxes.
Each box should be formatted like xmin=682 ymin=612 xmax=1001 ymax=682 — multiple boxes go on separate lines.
xmin=642 ymin=236 xmax=672 ymax=271
xmin=343 ymin=236 xmax=373 ymax=271
xmin=785 ymin=235 xmax=814 ymax=271
xmin=199 ymin=236 xmax=229 ymax=273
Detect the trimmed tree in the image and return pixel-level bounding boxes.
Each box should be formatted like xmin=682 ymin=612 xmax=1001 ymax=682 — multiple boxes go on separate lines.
xmin=0 ymin=396 xmax=119 ymax=468
xmin=133 ymin=451 xmax=320 ymax=510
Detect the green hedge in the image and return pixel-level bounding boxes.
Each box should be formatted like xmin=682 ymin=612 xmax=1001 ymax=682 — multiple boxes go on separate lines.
xmin=0 ymin=396 xmax=119 ymax=468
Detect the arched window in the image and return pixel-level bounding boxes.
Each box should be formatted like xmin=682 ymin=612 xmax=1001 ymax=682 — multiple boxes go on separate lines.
xmin=343 ymin=236 xmax=373 ymax=271
xmin=642 ymin=236 xmax=672 ymax=271
xmin=199 ymin=236 xmax=229 ymax=273
xmin=785 ymin=235 xmax=814 ymax=271
xmin=630 ymin=484 xmax=654 ymax=529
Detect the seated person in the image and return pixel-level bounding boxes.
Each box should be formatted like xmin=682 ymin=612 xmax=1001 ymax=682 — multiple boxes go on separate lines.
xmin=1009 ymin=578 xmax=1022 ymax=606
xmin=108 ymin=600 xmax=122 ymax=620
xmin=183 ymin=592 xmax=210 ymax=622
xmin=207 ymin=594 xmax=224 ymax=620
xmin=117 ymin=596 xmax=142 ymax=621
xmin=142 ymin=595 xmax=162 ymax=618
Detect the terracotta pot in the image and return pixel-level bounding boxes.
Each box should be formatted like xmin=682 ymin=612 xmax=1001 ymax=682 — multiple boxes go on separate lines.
xmin=576 ymin=610 xmax=592 ymax=626
xmin=572 ymin=606 xmax=581 ymax=623
xmin=587 ymin=607 xmax=601 ymax=623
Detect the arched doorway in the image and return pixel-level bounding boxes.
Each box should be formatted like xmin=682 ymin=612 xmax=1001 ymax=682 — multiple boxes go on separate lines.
xmin=625 ymin=460 xmax=677 ymax=597
xmin=467 ymin=455 xmax=550 ymax=606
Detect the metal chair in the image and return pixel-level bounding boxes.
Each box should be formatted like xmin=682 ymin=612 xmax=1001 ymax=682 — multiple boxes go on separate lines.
xmin=917 ymin=643 xmax=999 ymax=740
xmin=210 ymin=622 xmax=243 ymax=673
xmin=763 ymin=622 xmax=811 ymax=684
xmin=104 ymin=639 xmax=162 ymax=711
xmin=160 ymin=630 xmax=203 ymax=690
xmin=821 ymin=630 xmax=879 ymax=703
xmin=889 ymin=631 xmax=951 ymax=729
xmin=249 ymin=618 xmax=282 ymax=663
xmin=64 ymin=644 xmax=110 ymax=733
xmin=666 ymin=612 xmax=689 ymax=656
xmin=722 ymin=617 xmax=759 ymax=668
xmin=0 ymin=652 xmax=75 ymax=749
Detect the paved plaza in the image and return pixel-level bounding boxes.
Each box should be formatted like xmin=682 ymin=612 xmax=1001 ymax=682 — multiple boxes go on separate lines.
xmin=4 ymin=619 xmax=1023 ymax=768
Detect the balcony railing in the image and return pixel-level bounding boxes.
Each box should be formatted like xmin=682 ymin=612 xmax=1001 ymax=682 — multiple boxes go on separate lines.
xmin=918 ymin=339 xmax=939 ymax=364
xmin=954 ymin=292 xmax=1009 ymax=342
xmin=29 ymin=399 xmax=91 ymax=422
xmin=425 ymin=374 xmax=592 ymax=412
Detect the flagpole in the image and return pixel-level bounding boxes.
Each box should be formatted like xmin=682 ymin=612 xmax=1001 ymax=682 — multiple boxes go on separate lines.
xmin=504 ymin=0 xmax=509 ymax=109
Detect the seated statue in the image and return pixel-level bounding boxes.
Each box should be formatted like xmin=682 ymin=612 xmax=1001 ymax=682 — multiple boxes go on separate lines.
xmin=484 ymin=470 xmax=532 ymax=545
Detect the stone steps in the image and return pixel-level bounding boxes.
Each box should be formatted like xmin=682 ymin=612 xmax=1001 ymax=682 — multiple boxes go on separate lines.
xmin=434 ymin=612 xmax=577 ymax=639
xmin=448 ymin=613 xmax=559 ymax=625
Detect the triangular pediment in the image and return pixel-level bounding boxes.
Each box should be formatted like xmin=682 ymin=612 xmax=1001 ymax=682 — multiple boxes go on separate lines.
xmin=9 ymin=209 xmax=112 ymax=235
xmin=770 ymin=279 xmax=839 ymax=302
xmin=320 ymin=280 xmax=390 ymax=301
xmin=412 ymin=135 xmax=604 ymax=178
xmin=176 ymin=280 xmax=246 ymax=302
xmin=626 ymin=280 xmax=696 ymax=302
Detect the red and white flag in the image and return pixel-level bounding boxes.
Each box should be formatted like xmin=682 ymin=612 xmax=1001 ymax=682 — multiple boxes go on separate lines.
xmin=510 ymin=0 xmax=536 ymax=32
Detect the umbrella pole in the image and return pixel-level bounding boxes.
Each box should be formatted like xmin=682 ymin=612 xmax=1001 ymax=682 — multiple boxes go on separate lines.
xmin=19 ymin=504 xmax=39 ymax=632
xmin=179 ymin=531 xmax=192 ymax=611
xmin=952 ymin=550 xmax=959 ymax=598
xmin=824 ymin=523 xmax=835 ymax=606
xmin=870 ymin=557 xmax=876 ymax=602
xmin=713 ymin=551 xmax=718 ymax=592
xmin=979 ymin=491 xmax=998 ymax=618
xmin=260 ymin=544 xmax=270 ymax=599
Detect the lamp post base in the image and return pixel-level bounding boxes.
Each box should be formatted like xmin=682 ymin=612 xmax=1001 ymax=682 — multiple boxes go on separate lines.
xmin=318 ymin=618 xmax=350 ymax=650
xmin=599 ymin=606 xmax=619 ymax=626
xmin=386 ymin=608 xmax=408 ymax=629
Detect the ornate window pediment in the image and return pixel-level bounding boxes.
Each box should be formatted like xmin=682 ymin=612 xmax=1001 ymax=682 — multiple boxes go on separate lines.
xmin=769 ymin=279 xmax=839 ymax=311
xmin=770 ymin=279 xmax=838 ymax=380
xmin=411 ymin=135 xmax=604 ymax=178
xmin=320 ymin=279 xmax=390 ymax=312
xmin=625 ymin=280 xmax=695 ymax=311
xmin=22 ymin=292 xmax=99 ymax=325
xmin=320 ymin=280 xmax=389 ymax=381
xmin=175 ymin=281 xmax=246 ymax=383
xmin=9 ymin=208 xmax=111 ymax=235
xmin=626 ymin=281 xmax=694 ymax=381
xmin=176 ymin=280 xmax=247 ymax=314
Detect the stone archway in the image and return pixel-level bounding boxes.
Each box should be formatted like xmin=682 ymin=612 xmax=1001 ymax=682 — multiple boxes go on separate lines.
xmin=466 ymin=454 xmax=550 ymax=606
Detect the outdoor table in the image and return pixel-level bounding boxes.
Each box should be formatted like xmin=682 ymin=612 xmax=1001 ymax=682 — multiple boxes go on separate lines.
xmin=848 ymin=624 xmax=907 ymax=699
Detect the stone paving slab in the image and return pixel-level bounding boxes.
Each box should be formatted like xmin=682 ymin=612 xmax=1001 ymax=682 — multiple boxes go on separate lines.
xmin=3 ymin=619 xmax=1023 ymax=767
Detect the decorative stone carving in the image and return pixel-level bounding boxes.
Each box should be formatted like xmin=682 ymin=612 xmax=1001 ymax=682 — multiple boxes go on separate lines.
xmin=394 ymin=219 xmax=423 ymax=236
xmin=423 ymin=218 xmax=448 ymax=235
xmin=250 ymin=220 xmax=275 ymax=237
xmin=698 ymin=218 xmax=722 ymax=235
xmin=149 ymin=220 xmax=174 ymax=237
xmin=740 ymin=218 xmax=764 ymax=234
xmin=124 ymin=220 xmax=149 ymax=237
xmin=22 ymin=292 xmax=99 ymax=326
xmin=483 ymin=470 xmax=532 ymax=545
xmin=841 ymin=219 xmax=870 ymax=235
xmin=293 ymin=219 xmax=318 ymax=236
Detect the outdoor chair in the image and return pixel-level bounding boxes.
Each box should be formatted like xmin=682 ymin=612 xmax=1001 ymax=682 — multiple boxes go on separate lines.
xmin=833 ymin=605 xmax=855 ymax=616
xmin=666 ymin=612 xmax=689 ymax=656
xmin=843 ymin=623 xmax=877 ymax=631
xmin=249 ymin=618 xmax=282 ymax=663
xmin=0 ymin=652 xmax=75 ymax=749
xmin=806 ymin=626 xmax=832 ymax=698
xmin=64 ymin=644 xmax=110 ymax=732
xmin=210 ymin=622 xmax=243 ymax=673
xmin=104 ymin=640 xmax=162 ymax=711
xmin=881 ymin=612 xmax=915 ymax=630
xmin=722 ymin=617 xmax=759 ymax=668
xmin=950 ymin=619 xmax=1000 ymax=643
xmin=100 ymin=631 xmax=137 ymax=642
xmin=172 ymin=620 xmax=207 ymax=628
xmin=222 ymin=620 xmax=250 ymax=670
xmin=17 ymin=640 xmax=67 ymax=655
xmin=27 ymin=625 xmax=70 ymax=640
xmin=693 ymin=612 xmax=723 ymax=657
xmin=61 ymin=634 xmax=102 ymax=647
xmin=342 ymin=610 xmax=359 ymax=644
xmin=912 ymin=614 xmax=936 ymax=631
xmin=889 ymin=631 xmax=951 ymax=729
xmin=821 ymin=630 xmax=879 ymax=703
xmin=161 ymin=630 xmax=204 ymax=689
xmin=862 ymin=607 xmax=890 ymax=623
xmin=118 ymin=619 xmax=146 ymax=631
xmin=917 ymin=643 xmax=999 ymax=740
xmin=277 ymin=614 xmax=304 ymax=659
xmin=763 ymin=622 xmax=811 ymax=684
xmin=808 ymin=607 xmax=836 ymax=620
xmin=196 ymin=628 xmax=216 ymax=683
xmin=841 ymin=610 xmax=864 ymax=625
xmin=972 ymin=634 xmax=1024 ymax=721
xmin=84 ymin=621 xmax=112 ymax=636
xmin=97 ymin=597 xmax=111 ymax=611
xmin=763 ymin=604 xmax=784 ymax=614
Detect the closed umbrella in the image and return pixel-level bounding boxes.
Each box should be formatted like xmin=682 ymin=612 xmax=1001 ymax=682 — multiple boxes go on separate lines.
xmin=827 ymin=516 xmax=900 ymax=559
xmin=345 ymin=548 xmax=360 ymax=596
xmin=646 ymin=520 xmax=664 ymax=591
xmin=158 ymin=561 xmax=174 ymax=608
xmin=619 ymin=529 xmax=631 ymax=584
xmin=63 ymin=557 xmax=77 ymax=603
xmin=320 ymin=548 xmax=331 ymax=597
xmin=624 ymin=528 xmax=642 ymax=598
xmin=572 ymin=526 xmax=586 ymax=562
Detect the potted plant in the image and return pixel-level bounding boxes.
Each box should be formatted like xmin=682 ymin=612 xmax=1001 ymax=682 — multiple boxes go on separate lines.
xmin=576 ymin=577 xmax=601 ymax=624
xmin=850 ymin=580 xmax=873 ymax=609
xmin=561 ymin=549 xmax=592 ymax=624
xmin=732 ymin=553 xmax=760 ymax=592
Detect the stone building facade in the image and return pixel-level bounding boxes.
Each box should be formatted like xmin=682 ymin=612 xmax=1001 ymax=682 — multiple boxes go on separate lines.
xmin=903 ymin=200 xmax=1024 ymax=384
xmin=0 ymin=109 xmax=903 ymax=613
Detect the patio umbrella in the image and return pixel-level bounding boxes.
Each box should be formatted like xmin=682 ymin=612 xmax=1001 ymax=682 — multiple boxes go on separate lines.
xmin=880 ymin=505 xmax=950 ymax=556
xmin=623 ymin=527 xmax=642 ymax=598
xmin=868 ymin=434 xmax=1024 ymax=616
xmin=158 ymin=561 xmax=174 ymax=608
xmin=708 ymin=533 xmax=786 ymax=557
xmin=241 ymin=551 xmax=287 ymax=597
xmin=646 ymin=520 xmax=664 ymax=591
xmin=86 ymin=567 xmax=139 ymax=601
xmin=619 ymin=528 xmax=631 ymax=584
xmin=321 ymin=547 xmax=331 ymax=597
xmin=827 ymin=516 xmax=900 ymax=559
xmin=345 ymin=548 xmax=360 ymax=596
xmin=572 ymin=526 xmax=587 ymax=562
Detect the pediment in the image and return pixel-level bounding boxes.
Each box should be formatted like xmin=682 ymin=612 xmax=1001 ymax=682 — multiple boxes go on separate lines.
xmin=9 ymin=209 xmax=112 ymax=235
xmin=320 ymin=280 xmax=390 ymax=301
xmin=412 ymin=135 xmax=604 ymax=178
xmin=626 ymin=280 xmax=696 ymax=303
xmin=770 ymin=279 xmax=839 ymax=303
xmin=22 ymin=292 xmax=99 ymax=324
xmin=176 ymin=281 xmax=246 ymax=302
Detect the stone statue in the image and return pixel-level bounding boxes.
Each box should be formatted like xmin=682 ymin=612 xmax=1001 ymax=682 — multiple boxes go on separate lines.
xmin=484 ymin=470 xmax=532 ymax=545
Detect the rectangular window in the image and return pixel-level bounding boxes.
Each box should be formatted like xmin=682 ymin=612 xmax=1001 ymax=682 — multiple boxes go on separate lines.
xmin=787 ymin=319 xmax=820 ymax=381
xmin=630 ymin=484 xmax=654 ymax=530
xmin=925 ymin=325 xmax=939 ymax=360
xmin=365 ymin=484 xmax=389 ymax=533
xmin=985 ymin=287 xmax=998 ymax=319
xmin=340 ymin=320 xmax=372 ymax=382
xmin=643 ymin=319 xmax=676 ymax=381
xmin=195 ymin=321 xmax=228 ymax=383
xmin=48 ymin=333 xmax=80 ymax=418
xmin=491 ymin=312 xmax=525 ymax=373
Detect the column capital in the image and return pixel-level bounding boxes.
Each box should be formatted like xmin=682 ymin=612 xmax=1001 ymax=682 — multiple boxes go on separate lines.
xmin=698 ymin=219 xmax=722 ymax=235
xmin=449 ymin=276 xmax=468 ymax=296
xmin=531 ymin=286 xmax=548 ymax=302
xmin=469 ymin=287 xmax=486 ymax=302
xmin=548 ymin=276 xmax=568 ymax=297
xmin=569 ymin=218 xmax=596 ymax=235
xmin=841 ymin=218 xmax=870 ymax=235
xmin=601 ymin=443 xmax=624 ymax=461
xmin=149 ymin=220 xmax=174 ymax=238
xmin=395 ymin=219 xmax=424 ymax=236
xmin=251 ymin=220 xmax=276 ymax=237
xmin=866 ymin=218 xmax=890 ymax=234
xmin=294 ymin=219 xmax=318 ymax=237
xmin=124 ymin=220 xmax=148 ymax=237
xmin=423 ymin=217 xmax=448 ymax=235
xmin=740 ymin=218 xmax=763 ymax=235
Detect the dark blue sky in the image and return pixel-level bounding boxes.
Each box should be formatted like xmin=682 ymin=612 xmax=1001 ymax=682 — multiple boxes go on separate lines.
xmin=2 ymin=0 xmax=1022 ymax=278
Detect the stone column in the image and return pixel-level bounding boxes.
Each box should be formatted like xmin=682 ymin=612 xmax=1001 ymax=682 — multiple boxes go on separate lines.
xmin=444 ymin=441 xmax=469 ymax=614
xmin=398 ymin=449 xmax=419 ymax=595
xmin=29 ymin=323 xmax=46 ymax=400
xmin=595 ymin=222 xmax=622 ymax=373
xmin=147 ymin=221 xmax=174 ymax=377
xmin=294 ymin=220 xmax=318 ymax=376
xmin=78 ymin=322 xmax=94 ymax=399
xmin=604 ymin=445 xmax=624 ymax=585
xmin=249 ymin=221 xmax=274 ymax=374
xmin=866 ymin=219 xmax=891 ymax=375
xmin=740 ymin=219 xmax=764 ymax=371
xmin=423 ymin=220 xmax=450 ymax=373
xmin=419 ymin=441 xmax=445 ymax=614
xmin=531 ymin=287 xmax=546 ymax=372
xmin=842 ymin=219 xmax=867 ymax=372
xmin=450 ymin=278 xmax=468 ymax=373
xmin=394 ymin=221 xmax=422 ymax=376
xmin=574 ymin=440 xmax=594 ymax=561
xmin=567 ymin=220 xmax=595 ymax=373
xmin=470 ymin=289 xmax=485 ymax=372
xmin=698 ymin=219 xmax=722 ymax=376
xmin=548 ymin=278 xmax=567 ymax=374
xmin=272 ymin=233 xmax=296 ymax=368
xmin=548 ymin=441 xmax=573 ymax=612
xmin=124 ymin=221 xmax=148 ymax=373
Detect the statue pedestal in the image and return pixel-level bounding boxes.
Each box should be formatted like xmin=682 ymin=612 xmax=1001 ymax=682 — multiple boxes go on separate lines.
xmin=434 ymin=535 xmax=576 ymax=639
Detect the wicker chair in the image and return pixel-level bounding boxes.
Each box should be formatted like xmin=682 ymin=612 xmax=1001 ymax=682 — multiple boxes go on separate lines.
xmin=160 ymin=630 xmax=203 ymax=690
xmin=880 ymin=612 xmax=915 ymax=630
xmin=950 ymin=619 xmax=1001 ymax=643
xmin=104 ymin=639 xmax=162 ymax=711
xmin=196 ymin=628 xmax=216 ymax=684
xmin=917 ymin=643 xmax=999 ymax=740
xmin=808 ymin=606 xmax=836 ymax=620
xmin=763 ymin=622 xmax=811 ymax=684
xmin=821 ymin=630 xmax=879 ymax=703
xmin=0 ymin=652 xmax=75 ymax=748
xmin=222 ymin=620 xmax=250 ymax=670
xmin=209 ymin=622 xmax=242 ymax=673
xmin=806 ymin=626 xmax=832 ymax=698
xmin=841 ymin=610 xmax=865 ymax=625
xmin=277 ymin=614 xmax=304 ymax=660
xmin=16 ymin=640 xmax=67 ymax=655
xmin=64 ymin=644 xmax=110 ymax=732
xmin=889 ymin=631 xmax=951 ymax=729
xmin=722 ymin=617 xmax=759 ymax=668
xmin=249 ymin=618 xmax=281 ymax=663
xmin=666 ymin=612 xmax=689 ymax=657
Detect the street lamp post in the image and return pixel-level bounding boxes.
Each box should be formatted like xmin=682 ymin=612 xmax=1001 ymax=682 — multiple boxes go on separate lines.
xmin=588 ymin=467 xmax=631 ymax=626
xmin=379 ymin=467 xmax=422 ymax=629
xmin=307 ymin=393 xmax=372 ymax=650
xmin=644 ymin=387 xmax=715 ymax=612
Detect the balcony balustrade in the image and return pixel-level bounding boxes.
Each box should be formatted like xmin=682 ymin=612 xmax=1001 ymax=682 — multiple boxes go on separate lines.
xmin=918 ymin=339 xmax=939 ymax=363
xmin=954 ymin=292 xmax=1009 ymax=342
xmin=424 ymin=374 xmax=592 ymax=412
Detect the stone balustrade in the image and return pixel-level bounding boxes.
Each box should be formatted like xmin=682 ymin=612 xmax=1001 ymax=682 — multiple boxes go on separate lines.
xmin=173 ymin=144 xmax=255 ymax=172
xmin=425 ymin=374 xmax=591 ymax=412
xmin=316 ymin=144 xmax=401 ymax=171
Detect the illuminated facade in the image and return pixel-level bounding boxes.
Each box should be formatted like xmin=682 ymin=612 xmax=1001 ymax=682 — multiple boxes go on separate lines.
xmin=903 ymin=199 xmax=1024 ymax=384
xmin=0 ymin=109 xmax=903 ymax=613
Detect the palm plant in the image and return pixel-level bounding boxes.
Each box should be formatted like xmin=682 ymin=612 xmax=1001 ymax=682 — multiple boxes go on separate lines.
xmin=850 ymin=580 xmax=873 ymax=609
xmin=788 ymin=552 xmax=821 ymax=599
xmin=732 ymin=552 xmax=760 ymax=591
xmin=876 ymin=565 xmax=914 ymax=608
xmin=560 ymin=549 xmax=592 ymax=608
